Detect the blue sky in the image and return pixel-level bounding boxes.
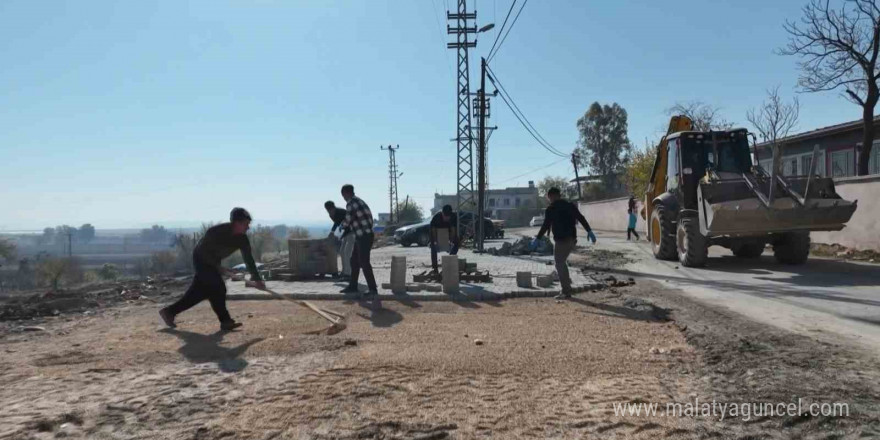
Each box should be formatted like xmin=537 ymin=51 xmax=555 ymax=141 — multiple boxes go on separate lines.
xmin=0 ymin=0 xmax=861 ymax=230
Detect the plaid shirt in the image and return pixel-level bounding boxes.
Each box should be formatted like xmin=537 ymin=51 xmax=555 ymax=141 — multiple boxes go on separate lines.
xmin=342 ymin=196 xmax=374 ymax=237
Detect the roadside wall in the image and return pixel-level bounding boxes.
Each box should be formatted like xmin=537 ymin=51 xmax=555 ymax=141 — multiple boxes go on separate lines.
xmin=578 ymin=176 xmax=880 ymax=250
xmin=812 ymin=175 xmax=880 ymax=250
xmin=578 ymin=196 xmax=631 ymax=232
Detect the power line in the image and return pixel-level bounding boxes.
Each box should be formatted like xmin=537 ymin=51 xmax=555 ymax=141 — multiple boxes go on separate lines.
xmin=491 ymin=80 xmax=566 ymax=158
xmin=430 ymin=0 xmax=455 ymax=79
xmin=488 ymin=65 xmax=564 ymax=156
xmin=486 ymin=66 xmax=567 ymax=158
xmin=487 ymin=0 xmax=527 ymax=62
xmin=494 ymin=157 xmax=568 ymax=185
xmin=486 ymin=0 xmax=516 ymax=60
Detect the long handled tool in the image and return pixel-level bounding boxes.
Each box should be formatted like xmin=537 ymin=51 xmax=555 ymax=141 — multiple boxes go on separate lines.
xmin=245 ymin=281 xmax=347 ymax=335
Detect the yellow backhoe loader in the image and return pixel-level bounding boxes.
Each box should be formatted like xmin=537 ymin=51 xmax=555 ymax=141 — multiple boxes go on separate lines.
xmin=644 ymin=116 xmax=857 ymax=267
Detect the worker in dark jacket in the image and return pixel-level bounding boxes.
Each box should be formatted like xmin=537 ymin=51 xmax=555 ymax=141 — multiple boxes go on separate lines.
xmin=536 ymin=187 xmax=596 ymax=299
xmin=429 ymin=204 xmax=460 ymax=272
xmin=160 ymin=207 xmax=265 ymax=331
xmin=325 ymin=200 xmax=353 ymax=279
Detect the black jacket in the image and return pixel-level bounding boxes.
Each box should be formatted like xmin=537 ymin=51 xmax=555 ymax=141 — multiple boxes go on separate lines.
xmin=537 ymin=199 xmax=591 ymax=241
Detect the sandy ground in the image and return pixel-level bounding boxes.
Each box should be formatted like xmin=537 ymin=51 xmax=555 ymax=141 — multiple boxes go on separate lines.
xmin=0 ymin=281 xmax=710 ymax=440
xmin=2 ymin=244 xmax=879 ymax=439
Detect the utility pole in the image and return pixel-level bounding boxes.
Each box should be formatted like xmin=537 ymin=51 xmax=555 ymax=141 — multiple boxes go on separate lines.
xmin=476 ymin=57 xmax=488 ymax=251
xmin=66 ymin=229 xmax=73 ymax=258
xmin=381 ymin=145 xmax=401 ymax=224
xmin=447 ymin=0 xmax=477 ymax=243
xmin=571 ymin=153 xmax=583 ymax=200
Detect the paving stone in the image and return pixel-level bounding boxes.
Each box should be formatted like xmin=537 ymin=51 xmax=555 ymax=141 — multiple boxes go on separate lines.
xmin=227 ymin=235 xmax=592 ymax=301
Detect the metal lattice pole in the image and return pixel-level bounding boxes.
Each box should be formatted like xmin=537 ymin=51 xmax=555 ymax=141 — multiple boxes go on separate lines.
xmin=447 ymin=0 xmax=477 ymax=242
xmin=381 ymin=145 xmax=400 ymax=224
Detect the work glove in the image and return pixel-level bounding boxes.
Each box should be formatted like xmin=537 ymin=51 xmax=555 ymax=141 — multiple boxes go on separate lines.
xmin=587 ymin=231 xmax=597 ymax=244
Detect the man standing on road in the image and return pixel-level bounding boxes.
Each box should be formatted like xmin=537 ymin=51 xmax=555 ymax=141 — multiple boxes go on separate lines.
xmin=338 ymin=184 xmax=378 ymax=298
xmin=325 ymin=201 xmax=353 ymax=280
xmin=159 ymin=207 xmax=265 ymax=331
xmin=430 ymin=204 xmax=460 ymax=272
xmin=536 ymin=187 xmax=596 ymax=299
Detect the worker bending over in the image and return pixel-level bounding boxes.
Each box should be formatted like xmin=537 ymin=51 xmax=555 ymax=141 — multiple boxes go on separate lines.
xmin=536 ymin=188 xmax=596 ymax=299
xmin=160 ymin=208 xmax=265 ymax=331
xmin=430 ymin=204 xmax=460 ymax=272
xmin=325 ymin=200 xmax=353 ymax=280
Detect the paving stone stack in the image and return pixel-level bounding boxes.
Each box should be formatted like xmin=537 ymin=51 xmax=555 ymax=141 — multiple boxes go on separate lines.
xmin=288 ymin=238 xmax=338 ymax=277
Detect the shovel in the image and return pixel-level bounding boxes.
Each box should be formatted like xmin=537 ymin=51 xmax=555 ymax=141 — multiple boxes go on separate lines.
xmin=245 ymin=281 xmax=347 ymax=335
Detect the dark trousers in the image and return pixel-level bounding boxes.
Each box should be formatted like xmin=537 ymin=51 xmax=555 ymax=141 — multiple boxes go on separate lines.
xmin=627 ymin=228 xmax=640 ymax=240
xmin=349 ymin=233 xmax=377 ymax=291
xmin=166 ymin=257 xmax=232 ymax=324
xmin=431 ymin=238 xmax=460 ymax=271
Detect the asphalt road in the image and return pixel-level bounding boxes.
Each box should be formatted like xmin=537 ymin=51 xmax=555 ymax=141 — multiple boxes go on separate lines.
xmin=513 ymin=227 xmax=880 ymax=354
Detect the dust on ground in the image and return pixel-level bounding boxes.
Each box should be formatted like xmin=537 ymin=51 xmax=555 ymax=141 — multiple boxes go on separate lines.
xmin=1 ymin=260 xmax=879 ymax=439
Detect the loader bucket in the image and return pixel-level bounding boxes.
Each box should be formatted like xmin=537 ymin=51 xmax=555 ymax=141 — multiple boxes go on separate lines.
xmin=697 ymin=177 xmax=857 ymax=238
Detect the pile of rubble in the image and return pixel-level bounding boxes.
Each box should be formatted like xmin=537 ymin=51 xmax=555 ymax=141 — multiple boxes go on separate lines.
xmin=811 ymin=243 xmax=878 ymax=263
xmin=0 ymin=276 xmax=189 ymax=322
xmin=488 ymin=236 xmax=554 ymax=256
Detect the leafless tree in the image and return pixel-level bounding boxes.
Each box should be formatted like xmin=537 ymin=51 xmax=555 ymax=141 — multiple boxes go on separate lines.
xmin=666 ymin=101 xmax=734 ymax=131
xmin=779 ymin=0 xmax=880 ymax=176
xmin=746 ymin=86 xmax=801 ymax=173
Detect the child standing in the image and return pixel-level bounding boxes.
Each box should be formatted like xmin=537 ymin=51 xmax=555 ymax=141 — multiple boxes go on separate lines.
xmin=627 ymin=208 xmax=640 ymax=241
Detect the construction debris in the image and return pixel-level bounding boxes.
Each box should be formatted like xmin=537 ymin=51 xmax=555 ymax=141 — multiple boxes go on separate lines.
xmin=811 ymin=243 xmax=880 ymax=263
xmin=487 ymin=236 xmax=554 ymax=256
xmin=0 ymin=277 xmax=188 ymax=322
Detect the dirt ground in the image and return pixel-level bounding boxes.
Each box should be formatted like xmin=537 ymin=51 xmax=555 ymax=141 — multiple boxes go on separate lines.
xmin=1 ymin=249 xmax=879 ymax=439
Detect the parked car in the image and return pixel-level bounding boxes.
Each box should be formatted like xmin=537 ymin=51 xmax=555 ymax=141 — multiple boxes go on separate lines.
xmin=395 ymin=213 xmax=500 ymax=247
xmin=394 ymin=221 xmax=431 ymax=246
xmin=529 ymin=215 xmax=545 ymax=227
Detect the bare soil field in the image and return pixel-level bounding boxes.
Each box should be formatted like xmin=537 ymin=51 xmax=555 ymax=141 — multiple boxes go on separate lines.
xmin=0 ymin=249 xmax=878 ymax=439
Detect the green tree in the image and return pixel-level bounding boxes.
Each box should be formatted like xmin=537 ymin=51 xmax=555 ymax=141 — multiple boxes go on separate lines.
xmin=140 ymin=225 xmax=169 ymax=243
xmin=270 ymin=225 xmax=289 ymax=241
xmin=287 ymin=226 xmax=311 ymax=240
xmin=0 ymin=238 xmax=15 ymax=262
xmin=98 ymin=263 xmax=120 ymax=280
xmin=576 ymin=102 xmax=632 ymax=187
xmin=247 ymin=225 xmax=280 ymax=262
xmin=395 ymin=198 xmax=424 ymax=224
xmin=624 ymin=145 xmax=657 ymax=201
xmin=37 ymin=257 xmax=83 ymax=290
xmin=39 ymin=227 xmax=56 ymax=245
xmin=150 ymin=251 xmax=177 ymax=275
xmin=78 ymin=223 xmax=96 ymax=243
xmin=537 ymin=176 xmax=577 ymax=199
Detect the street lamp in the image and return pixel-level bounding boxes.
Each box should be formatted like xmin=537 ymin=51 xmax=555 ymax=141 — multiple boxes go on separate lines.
xmin=478 ymin=23 xmax=495 ymax=33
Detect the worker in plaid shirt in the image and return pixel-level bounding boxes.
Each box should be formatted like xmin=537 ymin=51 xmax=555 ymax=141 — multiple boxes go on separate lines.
xmin=339 ymin=184 xmax=378 ymax=297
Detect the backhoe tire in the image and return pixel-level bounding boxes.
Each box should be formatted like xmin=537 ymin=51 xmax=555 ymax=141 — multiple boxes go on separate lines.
xmin=731 ymin=241 xmax=765 ymax=258
xmin=677 ymin=218 xmax=708 ymax=267
xmin=773 ymin=232 xmax=810 ymax=265
xmin=650 ymin=206 xmax=677 ymax=261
